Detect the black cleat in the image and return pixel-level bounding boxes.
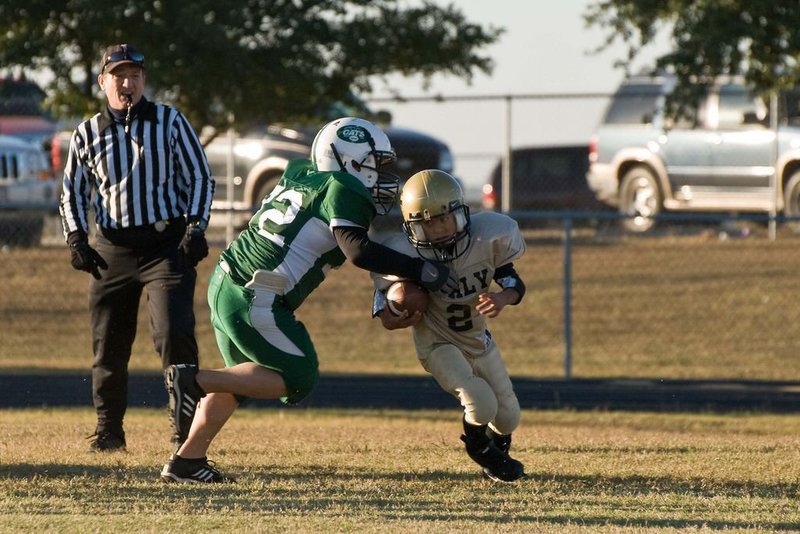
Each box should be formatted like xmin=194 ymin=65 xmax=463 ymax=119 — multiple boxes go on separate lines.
xmin=87 ymin=430 xmax=126 ymax=452
xmin=164 ymin=364 xmax=205 ymax=445
xmin=489 ymin=430 xmax=512 ymax=455
xmin=461 ymin=417 xmax=524 ymax=483
xmin=160 ymin=455 xmax=234 ymax=484
xmin=461 ymin=434 xmax=526 ymax=482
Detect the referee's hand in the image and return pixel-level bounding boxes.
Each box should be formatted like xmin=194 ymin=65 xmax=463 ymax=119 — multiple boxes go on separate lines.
xmin=67 ymin=232 xmax=107 ymax=280
xmin=180 ymin=226 xmax=208 ymax=267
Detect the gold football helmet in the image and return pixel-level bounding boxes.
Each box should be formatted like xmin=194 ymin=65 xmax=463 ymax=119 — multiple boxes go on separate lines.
xmin=400 ymin=169 xmax=471 ymax=262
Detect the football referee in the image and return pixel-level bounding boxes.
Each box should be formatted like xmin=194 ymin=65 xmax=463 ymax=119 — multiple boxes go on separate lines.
xmin=59 ymin=43 xmax=215 ymax=452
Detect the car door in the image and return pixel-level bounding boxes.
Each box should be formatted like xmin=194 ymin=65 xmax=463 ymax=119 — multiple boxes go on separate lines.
xmin=696 ymin=83 xmax=776 ymax=211
xmin=710 ymin=83 xmax=774 ymax=190
xmin=658 ymin=93 xmax=717 ymax=197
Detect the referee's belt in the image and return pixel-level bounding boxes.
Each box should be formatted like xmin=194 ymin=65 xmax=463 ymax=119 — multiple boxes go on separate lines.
xmin=101 ymin=217 xmax=182 ymax=231
xmin=99 ymin=217 xmax=184 ymax=244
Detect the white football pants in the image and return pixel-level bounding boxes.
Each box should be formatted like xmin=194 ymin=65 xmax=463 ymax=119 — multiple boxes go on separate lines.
xmin=421 ymin=341 xmax=520 ymax=435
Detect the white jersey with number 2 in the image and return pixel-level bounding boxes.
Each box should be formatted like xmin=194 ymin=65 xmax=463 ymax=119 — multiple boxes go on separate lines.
xmin=375 ymin=211 xmax=526 ymax=358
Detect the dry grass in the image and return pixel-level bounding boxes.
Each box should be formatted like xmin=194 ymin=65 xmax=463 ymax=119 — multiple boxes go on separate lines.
xmin=0 ymin=408 xmax=798 ymax=532
xmin=2 ymin=229 xmax=800 ymax=381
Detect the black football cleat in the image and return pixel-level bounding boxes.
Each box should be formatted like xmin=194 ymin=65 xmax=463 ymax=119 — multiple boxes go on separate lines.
xmin=164 ymin=364 xmax=205 ymax=445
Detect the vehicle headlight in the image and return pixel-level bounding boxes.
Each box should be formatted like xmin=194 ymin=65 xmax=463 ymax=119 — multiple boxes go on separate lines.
xmin=233 ymin=141 xmax=265 ymax=160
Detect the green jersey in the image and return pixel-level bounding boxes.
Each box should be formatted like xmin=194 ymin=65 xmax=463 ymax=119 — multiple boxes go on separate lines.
xmin=221 ymin=159 xmax=376 ymax=310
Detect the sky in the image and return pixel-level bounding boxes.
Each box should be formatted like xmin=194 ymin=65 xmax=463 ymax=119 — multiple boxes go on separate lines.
xmin=366 ymin=0 xmax=671 ymax=197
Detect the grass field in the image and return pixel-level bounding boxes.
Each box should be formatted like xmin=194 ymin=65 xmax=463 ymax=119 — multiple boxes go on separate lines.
xmin=2 ymin=228 xmax=800 ymax=531
xmin=1 ymin=407 xmax=798 ymax=532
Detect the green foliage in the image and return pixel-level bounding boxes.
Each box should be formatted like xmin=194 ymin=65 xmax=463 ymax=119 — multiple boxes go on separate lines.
xmin=585 ymin=1 xmax=800 ymax=112
xmin=0 ymin=0 xmax=501 ymax=132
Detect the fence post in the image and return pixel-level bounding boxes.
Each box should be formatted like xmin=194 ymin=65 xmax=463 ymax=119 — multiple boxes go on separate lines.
xmin=769 ymin=92 xmax=778 ymax=241
xmin=225 ymin=113 xmax=236 ymax=244
xmin=562 ymin=216 xmax=573 ymax=378
xmin=501 ymin=96 xmax=512 ymax=213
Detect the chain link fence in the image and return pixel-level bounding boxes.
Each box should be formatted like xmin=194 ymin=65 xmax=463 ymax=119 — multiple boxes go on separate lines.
xmin=2 ymin=213 xmax=799 ymax=383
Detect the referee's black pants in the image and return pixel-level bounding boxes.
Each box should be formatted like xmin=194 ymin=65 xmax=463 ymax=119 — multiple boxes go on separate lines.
xmin=89 ymin=219 xmax=199 ymax=436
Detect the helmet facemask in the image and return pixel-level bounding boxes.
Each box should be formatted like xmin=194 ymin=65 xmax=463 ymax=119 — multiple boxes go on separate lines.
xmin=404 ymin=204 xmax=471 ymax=262
xmin=400 ymin=169 xmax=471 ymax=262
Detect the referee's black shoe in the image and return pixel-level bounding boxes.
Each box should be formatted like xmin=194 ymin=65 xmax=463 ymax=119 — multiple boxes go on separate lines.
xmin=164 ymin=364 xmax=205 ymax=445
xmin=87 ymin=430 xmax=126 ymax=452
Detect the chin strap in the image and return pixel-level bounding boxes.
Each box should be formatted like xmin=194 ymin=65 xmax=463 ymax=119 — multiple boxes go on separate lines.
xmin=330 ymin=143 xmax=347 ymax=172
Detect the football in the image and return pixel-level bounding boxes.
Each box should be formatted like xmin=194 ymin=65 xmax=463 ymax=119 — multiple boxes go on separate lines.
xmin=386 ymin=280 xmax=429 ymax=316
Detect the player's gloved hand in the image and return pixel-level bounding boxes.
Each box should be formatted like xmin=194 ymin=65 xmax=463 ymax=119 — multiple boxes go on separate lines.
xmin=378 ymin=306 xmax=423 ymax=330
xmin=67 ymin=231 xmax=107 ymax=280
xmin=418 ymin=260 xmax=458 ymax=293
xmin=180 ymin=222 xmax=209 ymax=267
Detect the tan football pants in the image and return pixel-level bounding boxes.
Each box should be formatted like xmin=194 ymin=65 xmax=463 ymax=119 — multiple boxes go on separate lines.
xmin=420 ymin=341 xmax=520 ymax=435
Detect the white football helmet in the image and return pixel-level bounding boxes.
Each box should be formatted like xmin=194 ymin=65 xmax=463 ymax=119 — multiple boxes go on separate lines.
xmin=400 ymin=169 xmax=471 ymax=262
xmin=311 ymin=117 xmax=400 ymax=214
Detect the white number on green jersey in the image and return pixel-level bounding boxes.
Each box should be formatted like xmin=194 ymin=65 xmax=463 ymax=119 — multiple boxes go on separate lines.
xmin=257 ymin=185 xmax=304 ymax=246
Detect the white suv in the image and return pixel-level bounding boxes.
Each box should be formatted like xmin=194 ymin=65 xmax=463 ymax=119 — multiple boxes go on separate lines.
xmin=587 ymin=73 xmax=800 ymax=232
xmin=0 ymin=134 xmax=57 ymax=246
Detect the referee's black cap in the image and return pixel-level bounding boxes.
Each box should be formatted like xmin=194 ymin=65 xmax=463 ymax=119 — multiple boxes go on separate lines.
xmin=100 ymin=44 xmax=145 ymax=74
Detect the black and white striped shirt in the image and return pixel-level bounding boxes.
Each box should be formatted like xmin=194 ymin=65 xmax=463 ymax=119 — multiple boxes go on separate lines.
xmin=60 ymin=98 xmax=214 ymax=236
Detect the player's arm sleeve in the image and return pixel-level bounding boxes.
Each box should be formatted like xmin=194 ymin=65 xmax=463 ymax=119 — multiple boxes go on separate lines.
xmin=492 ymin=218 xmax=527 ymax=266
xmin=371 ymin=288 xmax=389 ymax=318
xmin=333 ymin=226 xmax=424 ymax=278
xmin=494 ymin=262 xmax=526 ymax=305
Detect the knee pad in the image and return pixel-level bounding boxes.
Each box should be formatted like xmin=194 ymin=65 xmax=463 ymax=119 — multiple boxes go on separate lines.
xmin=473 ymin=341 xmax=520 ymax=435
xmin=490 ymin=392 xmax=520 ymax=436
xmin=459 ymin=376 xmax=498 ymax=425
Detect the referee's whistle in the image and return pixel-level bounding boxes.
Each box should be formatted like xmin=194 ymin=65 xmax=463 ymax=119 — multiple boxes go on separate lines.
xmin=122 ymin=94 xmax=132 ymax=135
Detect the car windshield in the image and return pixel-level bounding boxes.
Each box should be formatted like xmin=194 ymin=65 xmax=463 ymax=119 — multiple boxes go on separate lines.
xmin=604 ymin=84 xmax=663 ymax=125
xmin=781 ymin=89 xmax=800 ymax=126
xmin=322 ymin=93 xmax=375 ymax=122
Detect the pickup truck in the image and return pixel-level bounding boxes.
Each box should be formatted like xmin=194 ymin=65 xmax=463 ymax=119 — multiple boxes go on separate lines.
xmin=587 ymin=73 xmax=800 ymax=232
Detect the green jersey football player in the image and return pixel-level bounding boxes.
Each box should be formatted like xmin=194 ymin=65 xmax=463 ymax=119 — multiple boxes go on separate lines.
xmin=160 ymin=117 xmax=455 ymax=483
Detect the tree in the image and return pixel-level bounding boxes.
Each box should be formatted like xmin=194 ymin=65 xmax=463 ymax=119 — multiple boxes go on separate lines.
xmin=584 ymin=1 xmax=800 ymax=111
xmin=0 ymin=0 xmax=501 ymax=135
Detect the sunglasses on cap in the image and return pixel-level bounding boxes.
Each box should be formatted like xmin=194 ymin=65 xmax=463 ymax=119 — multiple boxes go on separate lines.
xmin=103 ymin=47 xmax=145 ymax=71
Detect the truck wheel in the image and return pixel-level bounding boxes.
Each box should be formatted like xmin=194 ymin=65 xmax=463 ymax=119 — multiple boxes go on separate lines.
xmin=783 ymin=170 xmax=800 ymax=233
xmin=253 ymin=175 xmax=281 ymax=209
xmin=619 ymin=166 xmax=662 ymax=233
